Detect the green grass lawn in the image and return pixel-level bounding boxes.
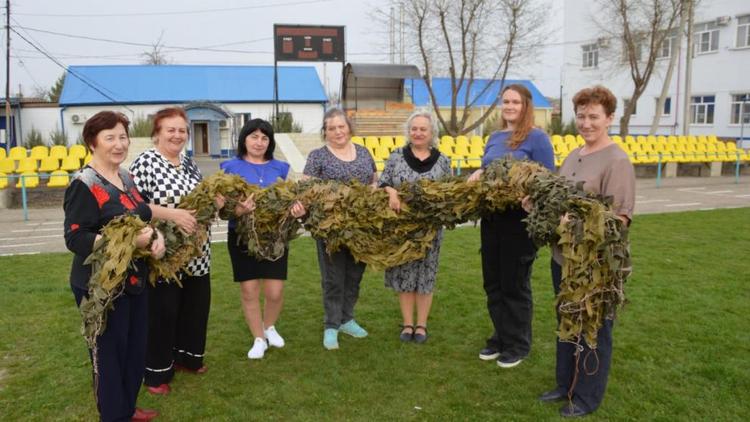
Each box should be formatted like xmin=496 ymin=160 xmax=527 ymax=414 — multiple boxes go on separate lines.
xmin=1 ymin=208 xmax=749 ymax=420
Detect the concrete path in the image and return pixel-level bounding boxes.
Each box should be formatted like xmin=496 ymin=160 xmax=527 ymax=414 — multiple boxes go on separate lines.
xmin=0 ymin=176 xmax=747 ymax=256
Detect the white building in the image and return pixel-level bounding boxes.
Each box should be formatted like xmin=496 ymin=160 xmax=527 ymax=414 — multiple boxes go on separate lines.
xmin=561 ymin=0 xmax=750 ymax=141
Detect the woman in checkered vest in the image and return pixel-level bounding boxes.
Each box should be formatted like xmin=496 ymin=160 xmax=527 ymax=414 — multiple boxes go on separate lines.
xmin=129 ymin=107 xmax=212 ymax=396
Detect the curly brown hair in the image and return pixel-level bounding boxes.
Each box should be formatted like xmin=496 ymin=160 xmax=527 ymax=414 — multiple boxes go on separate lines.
xmin=572 ymin=85 xmax=617 ymax=116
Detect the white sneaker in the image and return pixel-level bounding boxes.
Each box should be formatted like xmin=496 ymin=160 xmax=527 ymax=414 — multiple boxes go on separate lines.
xmin=264 ymin=326 xmax=285 ymax=348
xmin=247 ymin=337 xmax=268 ymax=359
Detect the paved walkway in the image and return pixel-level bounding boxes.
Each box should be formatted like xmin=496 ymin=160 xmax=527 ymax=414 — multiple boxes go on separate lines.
xmin=1 ymin=176 xmax=748 ymax=256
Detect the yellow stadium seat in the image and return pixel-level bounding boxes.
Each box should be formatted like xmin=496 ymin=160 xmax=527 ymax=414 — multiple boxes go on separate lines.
xmin=0 ymin=148 xmax=5 ymax=160
xmin=454 ymin=144 xmax=470 ymax=157
xmin=611 ymin=135 xmax=623 ymax=144
xmin=636 ymin=135 xmax=647 ymax=144
xmin=687 ymin=135 xmax=698 ymax=144
xmin=29 ymin=145 xmax=49 ymax=160
xmin=470 ymin=136 xmax=484 ymax=148
xmin=15 ymin=171 xmax=39 ymax=188
xmin=364 ymin=136 xmax=379 ymax=149
xmin=394 ymin=136 xmax=406 ymax=148
xmin=374 ymin=146 xmax=391 ymax=160
xmin=69 ymin=144 xmax=87 ymax=160
xmin=440 ymin=135 xmax=455 ymax=147
xmin=351 ymin=136 xmax=364 ymax=146
xmin=9 ymin=146 xmax=26 ymax=161
xmin=438 ymin=144 xmax=453 ymax=156
xmin=708 ymin=135 xmax=719 ymax=143
xmin=38 ymin=157 xmax=60 ymax=173
xmin=552 ymin=134 xmax=564 ymax=144
xmin=49 ymin=145 xmax=68 ymax=160
xmin=554 ymin=155 xmax=563 ymax=167
xmin=47 ymin=170 xmax=70 ymax=188
xmin=464 ymin=157 xmax=482 ymax=169
xmin=375 ymin=161 xmax=385 ymax=172
xmin=15 ymin=157 xmax=38 ymax=174
xmin=83 ymin=152 xmax=92 ymax=165
xmin=656 ymin=135 xmax=667 ymax=143
xmin=0 ymin=171 xmax=8 ymax=189
xmin=0 ymin=158 xmax=15 ymax=173
xmin=379 ymin=136 xmax=395 ymax=149
xmin=646 ymin=135 xmax=657 ymax=143
xmin=468 ymin=145 xmax=484 ymax=157
xmin=725 ymin=141 xmax=737 ymax=152
xmin=61 ymin=156 xmax=82 ymax=172
xmin=697 ymin=135 xmax=708 ymax=144
xmin=455 ymin=136 xmax=470 ymax=147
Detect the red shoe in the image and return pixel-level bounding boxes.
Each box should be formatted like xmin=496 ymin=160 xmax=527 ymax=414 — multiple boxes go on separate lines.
xmin=146 ymin=383 xmax=170 ymax=395
xmin=174 ymin=363 xmax=208 ymax=374
xmin=132 ymin=407 xmax=159 ymax=421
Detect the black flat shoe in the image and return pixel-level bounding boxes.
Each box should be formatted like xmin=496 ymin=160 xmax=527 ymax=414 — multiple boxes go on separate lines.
xmin=539 ymin=389 xmax=566 ymax=403
xmin=413 ymin=325 xmax=428 ymax=344
xmin=560 ymin=402 xmax=592 ymax=418
xmin=399 ymin=324 xmax=414 ymax=342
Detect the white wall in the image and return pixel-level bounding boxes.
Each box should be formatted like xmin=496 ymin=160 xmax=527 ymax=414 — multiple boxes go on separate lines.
xmin=561 ymin=0 xmax=750 ymax=139
xmin=18 ymin=106 xmax=63 ymax=145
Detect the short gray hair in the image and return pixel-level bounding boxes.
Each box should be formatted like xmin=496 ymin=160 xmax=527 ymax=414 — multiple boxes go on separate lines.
xmin=321 ymin=107 xmax=355 ymax=142
xmin=404 ymin=110 xmax=439 ymax=148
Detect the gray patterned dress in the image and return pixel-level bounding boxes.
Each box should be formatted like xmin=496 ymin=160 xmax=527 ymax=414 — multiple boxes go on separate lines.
xmin=380 ymin=146 xmax=451 ymax=293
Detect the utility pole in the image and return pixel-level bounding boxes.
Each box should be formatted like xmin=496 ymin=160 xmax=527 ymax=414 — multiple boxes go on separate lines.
xmin=681 ymin=0 xmax=694 ymax=136
xmin=4 ymin=0 xmax=10 ymax=149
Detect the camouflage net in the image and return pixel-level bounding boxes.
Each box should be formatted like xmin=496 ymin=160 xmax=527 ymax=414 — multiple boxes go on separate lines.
xmin=83 ymin=159 xmax=630 ymax=353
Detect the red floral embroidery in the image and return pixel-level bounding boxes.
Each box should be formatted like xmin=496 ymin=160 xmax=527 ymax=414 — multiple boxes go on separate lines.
xmin=120 ymin=193 xmax=136 ymax=211
xmin=70 ymin=224 xmax=80 ymax=231
xmin=129 ymin=187 xmax=144 ymax=203
xmin=90 ymin=184 xmax=110 ymax=209
xmin=129 ymin=275 xmax=138 ymax=285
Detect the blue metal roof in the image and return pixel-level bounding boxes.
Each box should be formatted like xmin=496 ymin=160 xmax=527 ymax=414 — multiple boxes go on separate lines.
xmin=59 ymin=65 xmax=328 ymax=106
xmin=405 ymin=78 xmax=551 ymax=109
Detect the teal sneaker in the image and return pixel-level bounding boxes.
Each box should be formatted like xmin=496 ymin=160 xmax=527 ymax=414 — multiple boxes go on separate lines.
xmin=323 ymin=328 xmax=339 ymax=350
xmin=340 ymin=320 xmax=368 ymax=338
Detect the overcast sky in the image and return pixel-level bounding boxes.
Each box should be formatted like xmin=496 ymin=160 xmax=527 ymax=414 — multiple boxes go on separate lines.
xmin=5 ymin=0 xmax=564 ymax=99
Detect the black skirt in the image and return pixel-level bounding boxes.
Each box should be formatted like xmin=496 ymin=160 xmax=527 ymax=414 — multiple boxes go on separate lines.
xmin=227 ymin=228 xmax=288 ymax=282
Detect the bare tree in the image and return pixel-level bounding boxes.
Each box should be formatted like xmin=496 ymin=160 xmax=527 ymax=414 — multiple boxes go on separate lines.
xmin=379 ymin=0 xmax=546 ymax=136
xmin=650 ymin=0 xmax=691 ymax=134
xmin=598 ymin=0 xmax=681 ymax=137
xmin=141 ymin=32 xmax=171 ymax=65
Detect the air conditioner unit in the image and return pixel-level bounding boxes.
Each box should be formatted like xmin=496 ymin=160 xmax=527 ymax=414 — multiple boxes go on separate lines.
xmin=219 ymin=120 xmax=228 ymax=128
xmin=71 ymin=114 xmax=87 ymax=124
xmin=716 ymin=16 xmax=731 ymax=26
xmin=597 ymin=37 xmax=610 ymax=48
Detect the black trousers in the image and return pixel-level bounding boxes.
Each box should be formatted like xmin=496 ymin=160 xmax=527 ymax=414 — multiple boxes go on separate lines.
xmin=73 ymin=286 xmax=147 ymax=422
xmin=551 ymin=259 xmax=613 ymax=412
xmin=316 ymin=239 xmax=366 ymax=329
xmin=144 ymin=273 xmax=211 ymax=386
xmin=480 ymin=209 xmax=537 ymax=359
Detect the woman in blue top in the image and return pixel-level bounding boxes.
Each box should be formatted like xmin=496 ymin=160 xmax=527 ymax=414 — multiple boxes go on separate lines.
xmin=467 ymin=84 xmax=554 ymax=368
xmin=220 ymin=118 xmax=304 ymax=360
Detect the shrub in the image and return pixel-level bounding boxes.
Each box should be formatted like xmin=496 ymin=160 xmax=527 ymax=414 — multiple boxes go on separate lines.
xmin=271 ymin=112 xmax=302 ymax=133
xmin=546 ymin=115 xmax=563 ymax=135
xmin=130 ymin=114 xmax=153 ymax=137
xmin=49 ymin=127 xmax=68 ymax=146
xmin=24 ymin=127 xmax=45 ymax=148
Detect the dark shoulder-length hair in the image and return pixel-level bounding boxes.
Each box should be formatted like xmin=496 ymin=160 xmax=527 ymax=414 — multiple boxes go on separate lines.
xmin=236 ymin=118 xmax=275 ymax=161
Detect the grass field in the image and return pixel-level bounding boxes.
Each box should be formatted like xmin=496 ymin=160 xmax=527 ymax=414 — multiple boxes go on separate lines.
xmin=1 ymin=208 xmax=749 ymax=421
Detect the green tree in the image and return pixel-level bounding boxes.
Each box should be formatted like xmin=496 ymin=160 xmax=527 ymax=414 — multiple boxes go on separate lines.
xmin=48 ymin=74 xmax=65 ymax=102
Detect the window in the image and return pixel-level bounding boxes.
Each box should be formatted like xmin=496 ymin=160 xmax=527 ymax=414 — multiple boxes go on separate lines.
xmin=655 ymin=97 xmax=671 ymax=116
xmin=690 ymin=95 xmax=715 ymax=124
xmin=737 ymin=15 xmax=750 ymax=48
xmin=621 ymin=40 xmax=643 ymax=62
xmin=694 ymin=22 xmax=720 ymax=53
xmin=731 ymin=93 xmax=750 ymax=124
xmin=624 ymin=98 xmax=637 ymax=115
xmin=656 ymin=34 xmax=676 ymax=58
xmin=581 ymin=43 xmax=599 ymax=68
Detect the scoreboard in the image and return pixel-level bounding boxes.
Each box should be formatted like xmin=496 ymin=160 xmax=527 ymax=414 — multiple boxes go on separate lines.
xmin=274 ymin=24 xmax=345 ymax=62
